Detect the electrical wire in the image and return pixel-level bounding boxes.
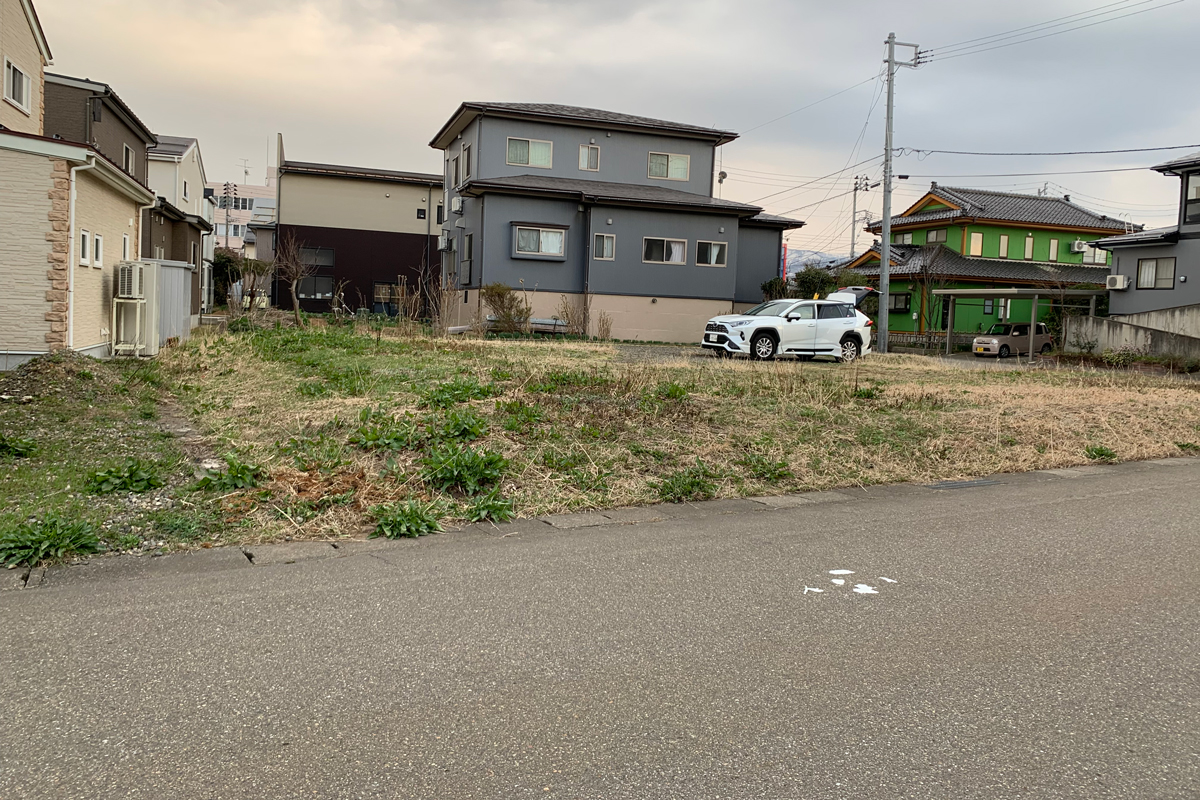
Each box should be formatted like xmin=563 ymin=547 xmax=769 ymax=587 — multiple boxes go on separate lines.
xmin=897 ymin=166 xmax=1152 ymax=178
xmin=739 ymin=75 xmax=880 ymax=135
xmin=748 ymin=155 xmax=883 ymax=204
xmin=900 ymin=143 xmax=1200 ymax=157
xmin=924 ymin=0 xmax=1134 ymax=54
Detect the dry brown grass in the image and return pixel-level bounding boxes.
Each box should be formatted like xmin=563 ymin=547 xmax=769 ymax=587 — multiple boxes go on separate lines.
xmin=158 ymin=327 xmax=1200 ymax=544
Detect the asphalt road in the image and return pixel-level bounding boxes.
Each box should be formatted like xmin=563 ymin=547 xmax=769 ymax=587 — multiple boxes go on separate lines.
xmin=2 ymin=460 xmax=1198 ymax=799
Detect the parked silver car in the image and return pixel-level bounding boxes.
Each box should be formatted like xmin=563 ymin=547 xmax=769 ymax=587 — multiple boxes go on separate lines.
xmin=973 ymin=322 xmax=1054 ymax=358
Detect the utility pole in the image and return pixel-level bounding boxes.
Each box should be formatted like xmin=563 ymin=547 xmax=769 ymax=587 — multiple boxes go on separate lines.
xmin=222 ymin=182 xmax=238 ymax=249
xmin=878 ymin=32 xmax=923 ymax=354
xmin=849 ymin=175 xmax=880 ymax=260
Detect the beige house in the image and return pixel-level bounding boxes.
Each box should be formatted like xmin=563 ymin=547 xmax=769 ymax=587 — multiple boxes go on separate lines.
xmin=0 ymin=0 xmax=156 ymax=369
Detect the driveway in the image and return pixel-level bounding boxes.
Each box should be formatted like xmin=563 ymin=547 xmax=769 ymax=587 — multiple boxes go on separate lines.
xmin=2 ymin=459 xmax=1198 ymax=799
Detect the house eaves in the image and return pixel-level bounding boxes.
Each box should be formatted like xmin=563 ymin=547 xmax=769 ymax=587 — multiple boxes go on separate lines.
xmin=154 ymin=196 xmax=213 ymax=233
xmin=1151 ymin=149 xmax=1200 ymax=175
xmin=279 ymin=159 xmax=442 ymax=187
xmin=461 ymin=174 xmax=761 ymax=217
xmin=430 ymin=101 xmax=739 ymax=150
xmin=0 ymin=129 xmax=155 ymax=204
xmin=44 ymin=73 xmax=158 ymax=145
xmin=20 ymin=0 xmax=52 ymax=63
xmin=846 ymin=243 xmax=1111 ymax=285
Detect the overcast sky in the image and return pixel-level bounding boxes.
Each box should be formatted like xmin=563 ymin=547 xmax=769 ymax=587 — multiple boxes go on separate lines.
xmin=39 ymin=0 xmax=1198 ymax=256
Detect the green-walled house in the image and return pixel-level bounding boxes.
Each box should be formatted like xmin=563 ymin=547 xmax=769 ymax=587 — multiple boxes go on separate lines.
xmin=844 ymin=184 xmax=1136 ymax=339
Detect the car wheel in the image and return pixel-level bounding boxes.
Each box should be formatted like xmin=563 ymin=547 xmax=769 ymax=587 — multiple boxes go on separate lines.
xmin=838 ymin=337 xmax=861 ymax=363
xmin=1040 ymin=343 xmax=1053 ymax=355
xmin=750 ymin=332 xmax=777 ymax=361
xmin=998 ymin=345 xmax=1010 ymax=358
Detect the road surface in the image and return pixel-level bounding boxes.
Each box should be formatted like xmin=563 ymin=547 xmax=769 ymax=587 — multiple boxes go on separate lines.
xmin=2 ymin=459 xmax=1198 ymax=798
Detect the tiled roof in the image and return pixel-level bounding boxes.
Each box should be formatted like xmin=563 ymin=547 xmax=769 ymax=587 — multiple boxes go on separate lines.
xmin=1152 ymin=149 xmax=1200 ymax=174
xmin=464 ymin=174 xmax=762 ymax=215
xmin=848 ymin=244 xmax=1110 ymax=285
xmin=279 ymin=160 xmax=442 ymax=186
xmin=431 ymin=101 xmax=738 ymax=148
xmin=871 ymin=184 xmax=1134 ymax=233
xmin=148 ymin=135 xmax=196 ymax=157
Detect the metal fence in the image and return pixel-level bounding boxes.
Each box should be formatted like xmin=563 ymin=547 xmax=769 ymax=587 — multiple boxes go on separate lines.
xmin=879 ymin=331 xmax=976 ymax=351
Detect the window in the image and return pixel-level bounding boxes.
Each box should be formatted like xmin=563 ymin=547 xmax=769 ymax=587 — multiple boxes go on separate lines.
xmin=968 ymin=232 xmax=983 ymax=256
xmin=594 ymin=233 xmax=615 ymax=260
xmin=182 ymin=180 xmax=189 ymax=201
xmin=374 ymin=283 xmax=398 ymax=304
xmin=80 ymin=230 xmax=90 ymax=266
xmin=299 ymin=247 xmax=335 ymax=267
xmin=998 ymin=234 xmax=1009 ymax=259
xmin=296 ymin=276 xmax=334 ymax=300
xmin=1085 ymin=245 xmax=1108 ymax=265
xmin=436 ymin=205 xmax=444 ymax=225
xmin=1048 ymin=239 xmax=1059 ymax=262
xmin=1137 ymin=257 xmax=1176 ymax=289
xmin=462 ymin=233 xmax=473 ymax=263
xmin=893 ymin=231 xmax=913 ymax=244
xmin=579 ymin=145 xmax=600 ymax=171
xmin=514 ymin=226 xmax=565 ymax=256
xmin=451 ymin=156 xmax=460 ymax=186
xmin=123 ymin=145 xmax=135 ymax=174
xmin=4 ymin=59 xmax=31 ymax=113
xmin=888 ymin=293 xmax=910 ymax=312
xmin=507 ymin=137 xmax=553 ymax=168
xmin=696 ymin=241 xmax=727 ymax=267
xmin=1024 ymin=235 xmax=1034 ymax=260
xmin=153 ymin=245 xmax=165 ymax=259
xmin=997 ymin=298 xmax=1010 ymax=319
xmin=417 ymin=208 xmax=427 ymax=220
xmin=984 ymin=298 xmax=994 ymax=315
xmin=787 ymin=303 xmax=815 ymax=320
xmin=642 ymin=237 xmax=687 ymax=264
xmin=818 ymin=304 xmax=852 ymax=319
xmin=648 ymin=152 xmax=690 ymax=181
xmin=461 ymin=144 xmax=472 ymax=180
xmin=190 ymin=241 xmax=199 ymax=268
xmin=927 ymin=228 xmax=947 ymax=244
xmin=93 ymin=234 xmax=104 ymax=268
xmin=1186 ymin=174 xmax=1200 ymax=225
xmin=122 ymin=234 xmax=130 ymax=260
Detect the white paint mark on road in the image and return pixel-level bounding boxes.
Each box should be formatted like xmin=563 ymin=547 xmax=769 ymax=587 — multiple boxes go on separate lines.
xmin=879 ymin=577 xmax=898 ymax=584
xmin=853 ymin=584 xmax=879 ymax=594
xmin=829 ymin=569 xmax=855 ymax=575
xmin=803 ymin=586 xmax=824 ymax=595
xmin=831 ymin=579 xmax=845 ymax=586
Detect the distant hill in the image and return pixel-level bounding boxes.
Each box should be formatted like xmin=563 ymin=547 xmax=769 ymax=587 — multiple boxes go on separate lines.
xmin=784 ymin=249 xmax=843 ymax=272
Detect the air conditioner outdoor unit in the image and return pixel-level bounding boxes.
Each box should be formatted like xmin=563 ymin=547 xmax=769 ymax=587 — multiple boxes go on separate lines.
xmin=451 ymin=197 xmax=464 ymax=214
xmin=116 ymin=262 xmax=145 ymax=299
xmin=1106 ymin=274 xmax=1130 ymax=291
xmin=1070 ymin=240 xmax=1089 ymax=254
xmin=437 ymin=234 xmax=451 ymax=252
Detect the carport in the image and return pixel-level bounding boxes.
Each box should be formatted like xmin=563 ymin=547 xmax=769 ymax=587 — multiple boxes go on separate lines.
xmin=931 ymin=287 xmax=1107 ymax=362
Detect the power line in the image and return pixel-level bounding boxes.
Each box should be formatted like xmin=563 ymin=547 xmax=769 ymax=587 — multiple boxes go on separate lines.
xmin=925 ymin=0 xmax=1133 ymax=54
xmin=901 ymin=143 xmax=1200 ymax=157
xmin=898 ymin=166 xmax=1152 ymax=178
xmin=739 ymin=75 xmax=880 ymax=135
xmin=924 ymin=0 xmax=1188 ymax=62
xmin=748 ymin=154 xmax=883 ymax=204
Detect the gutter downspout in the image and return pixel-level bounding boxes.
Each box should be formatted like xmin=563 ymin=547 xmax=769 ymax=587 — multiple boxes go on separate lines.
xmin=67 ymin=156 xmax=98 ymax=351
xmin=581 ymin=192 xmax=592 ymax=336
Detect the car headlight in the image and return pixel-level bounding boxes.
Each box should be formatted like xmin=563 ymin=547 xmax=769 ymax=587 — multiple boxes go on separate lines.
xmin=990 ymin=339 xmax=998 ymax=344
xmin=727 ymin=320 xmax=753 ymax=328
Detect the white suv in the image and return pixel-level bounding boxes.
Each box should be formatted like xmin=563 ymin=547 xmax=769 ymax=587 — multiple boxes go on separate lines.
xmin=701 ymin=296 xmax=874 ymax=362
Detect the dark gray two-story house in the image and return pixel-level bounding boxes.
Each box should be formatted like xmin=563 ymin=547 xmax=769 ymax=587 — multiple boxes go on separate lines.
xmin=1095 ymin=151 xmax=1200 ymax=339
xmin=429 ymin=103 xmax=802 ymax=341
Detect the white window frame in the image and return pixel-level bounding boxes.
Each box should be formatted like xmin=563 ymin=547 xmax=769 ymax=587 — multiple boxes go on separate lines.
xmin=93 ymin=234 xmax=104 ymax=269
xmin=1048 ymin=238 xmax=1059 ymax=262
xmin=182 ymin=180 xmax=189 ymax=201
xmin=593 ymin=233 xmax=615 ymax=261
xmin=451 ymin=155 xmax=460 ymax=187
xmin=3 ymin=58 xmax=32 ymax=115
xmin=514 ymin=226 xmax=565 ymax=256
xmin=579 ymin=144 xmax=600 ymax=172
xmin=968 ymin=231 xmax=983 ymax=257
xmin=79 ymin=229 xmax=91 ymax=266
xmin=927 ymin=228 xmax=947 ymax=244
xmin=642 ymin=237 xmax=688 ymax=265
xmin=506 ymin=137 xmax=554 ymax=169
xmin=461 ymin=143 xmax=472 ymax=181
xmin=123 ymin=145 xmax=135 ymax=174
xmin=696 ymin=240 xmax=728 ymax=267
xmin=998 ymin=234 xmax=1009 ymax=259
xmin=1024 ymin=235 xmax=1035 ymax=260
xmin=122 ymin=233 xmax=130 ymax=260
xmin=647 ymin=151 xmax=690 ymax=182
xmin=1086 ymin=245 xmax=1107 ymax=265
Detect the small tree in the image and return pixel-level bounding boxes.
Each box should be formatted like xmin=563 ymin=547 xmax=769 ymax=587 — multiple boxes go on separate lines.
xmin=274 ymin=230 xmax=314 ymax=326
xmin=213 ymin=247 xmax=243 ymax=309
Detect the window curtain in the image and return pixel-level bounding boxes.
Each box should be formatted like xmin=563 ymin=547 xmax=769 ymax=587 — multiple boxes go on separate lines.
xmin=648 ymin=153 xmax=669 ymax=178
xmin=517 ymin=228 xmax=540 ymax=253
xmin=667 ymin=240 xmax=684 ymax=263
xmin=667 ymin=155 xmax=689 ymax=180
xmin=540 ymin=230 xmax=564 ymax=255
xmin=530 ymin=141 xmax=552 ymax=168
xmin=508 ymin=138 xmax=529 ymax=165
xmin=712 ymin=243 xmax=727 ymax=265
xmin=1138 ymin=259 xmax=1156 ymax=288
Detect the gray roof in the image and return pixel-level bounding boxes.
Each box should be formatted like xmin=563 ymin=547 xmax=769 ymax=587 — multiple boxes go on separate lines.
xmin=463 ymin=174 xmax=761 ymax=215
xmin=1094 ymin=225 xmax=1179 ymax=248
xmin=431 ymin=101 xmax=738 ymax=148
xmin=743 ymin=212 xmax=806 ymax=229
xmin=44 ymin=73 xmax=157 ymax=145
xmin=280 ymin=160 xmax=442 ymax=186
xmin=849 ymin=244 xmax=1110 ymax=285
xmin=1152 ymin=149 xmax=1200 ymax=174
xmin=147 ymin=135 xmax=196 ymax=157
xmin=871 ymin=184 xmax=1134 ymax=233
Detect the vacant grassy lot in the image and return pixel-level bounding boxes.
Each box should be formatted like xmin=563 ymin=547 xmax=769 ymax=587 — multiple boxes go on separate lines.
xmin=4 ymin=324 xmax=1198 ymax=560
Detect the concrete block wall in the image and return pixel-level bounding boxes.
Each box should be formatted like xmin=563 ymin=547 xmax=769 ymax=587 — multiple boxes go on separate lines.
xmin=1064 ymin=315 xmax=1200 ymax=361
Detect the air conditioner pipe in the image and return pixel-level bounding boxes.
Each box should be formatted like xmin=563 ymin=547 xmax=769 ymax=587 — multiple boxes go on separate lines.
xmin=67 ymin=156 xmax=97 ymax=351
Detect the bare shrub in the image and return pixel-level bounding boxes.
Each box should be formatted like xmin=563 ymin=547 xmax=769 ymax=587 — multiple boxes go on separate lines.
xmin=429 ymin=271 xmax=460 ymax=337
xmin=481 ymin=283 xmax=531 ymax=333
xmin=555 ymin=295 xmax=587 ymax=336
xmin=595 ymin=310 xmax=613 ymax=341
xmin=274 ymin=230 xmax=314 ymax=327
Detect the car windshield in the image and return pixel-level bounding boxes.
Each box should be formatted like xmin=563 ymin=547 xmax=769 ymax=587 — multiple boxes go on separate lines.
xmin=986 ymin=324 xmax=1012 ymax=336
xmin=741 ymin=300 xmax=795 ymax=317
